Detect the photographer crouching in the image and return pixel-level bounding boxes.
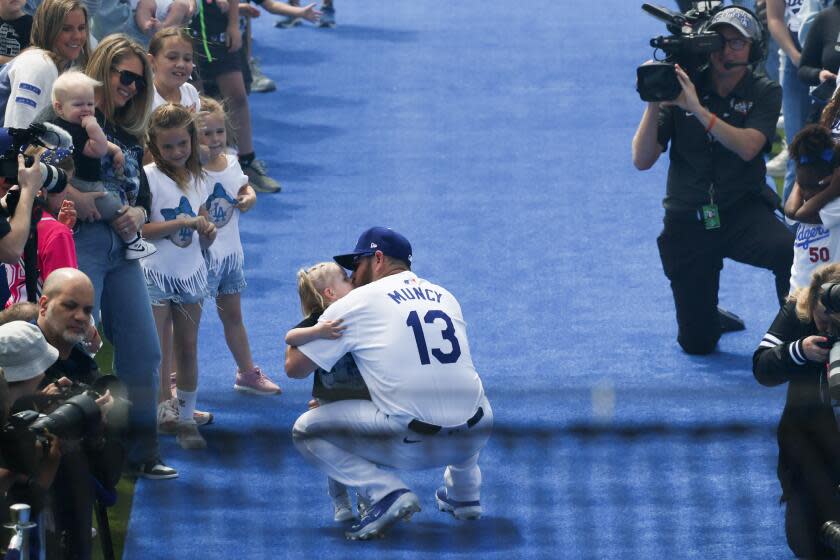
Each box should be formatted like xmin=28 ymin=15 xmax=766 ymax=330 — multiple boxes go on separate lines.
xmin=0 ymin=303 xmax=120 ymax=560
xmin=753 ymin=263 xmax=840 ymax=558
xmin=632 ymin=6 xmax=793 ymax=354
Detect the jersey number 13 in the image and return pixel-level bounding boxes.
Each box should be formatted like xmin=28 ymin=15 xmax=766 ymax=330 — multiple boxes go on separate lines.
xmin=406 ymin=310 xmax=462 ymax=365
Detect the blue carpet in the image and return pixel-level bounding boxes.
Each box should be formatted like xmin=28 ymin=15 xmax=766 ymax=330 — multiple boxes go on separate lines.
xmin=123 ymin=2 xmax=793 ymax=558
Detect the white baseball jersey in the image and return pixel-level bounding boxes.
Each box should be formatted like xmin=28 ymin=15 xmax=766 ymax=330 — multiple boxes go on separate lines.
xmin=299 ymin=270 xmax=484 ymax=427
xmin=790 ymin=197 xmax=840 ymax=292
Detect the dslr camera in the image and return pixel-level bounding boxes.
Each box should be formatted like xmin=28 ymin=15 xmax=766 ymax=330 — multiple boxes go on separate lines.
xmin=0 ymin=376 xmax=130 ymax=481
xmin=636 ymin=1 xmax=752 ymax=102
xmin=1 ymin=122 xmax=73 ymax=216
xmin=821 ymin=283 xmax=840 ymax=400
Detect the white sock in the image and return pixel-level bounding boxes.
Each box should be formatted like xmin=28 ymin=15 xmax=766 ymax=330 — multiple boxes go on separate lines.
xmin=176 ymin=388 xmax=197 ymax=424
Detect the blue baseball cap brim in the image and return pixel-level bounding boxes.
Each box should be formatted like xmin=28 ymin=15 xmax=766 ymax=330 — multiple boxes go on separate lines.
xmin=334 ymin=227 xmax=413 ymax=270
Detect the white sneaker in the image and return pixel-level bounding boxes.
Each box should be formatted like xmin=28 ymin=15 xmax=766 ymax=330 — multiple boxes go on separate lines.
xmin=767 ymin=146 xmax=788 ymax=178
xmin=777 ymin=114 xmax=784 ymax=130
xmin=125 ymin=237 xmax=157 ymax=260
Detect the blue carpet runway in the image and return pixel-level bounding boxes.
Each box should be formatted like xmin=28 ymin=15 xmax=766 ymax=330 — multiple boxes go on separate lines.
xmin=123 ymin=2 xmax=794 ymax=558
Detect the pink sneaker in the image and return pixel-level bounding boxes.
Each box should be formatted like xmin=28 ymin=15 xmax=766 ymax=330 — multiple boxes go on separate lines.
xmin=234 ymin=366 xmax=281 ymax=395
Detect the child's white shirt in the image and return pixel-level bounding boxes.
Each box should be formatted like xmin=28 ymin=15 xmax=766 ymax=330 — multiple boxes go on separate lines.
xmin=790 ymin=197 xmax=840 ymax=293
xmin=152 ymin=82 xmax=201 ymax=113
xmin=141 ymin=163 xmax=210 ymax=295
xmin=203 ymin=154 xmax=248 ymax=272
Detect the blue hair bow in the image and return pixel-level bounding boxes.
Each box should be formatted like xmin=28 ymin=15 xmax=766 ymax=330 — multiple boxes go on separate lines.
xmin=799 ymin=148 xmax=834 ymax=166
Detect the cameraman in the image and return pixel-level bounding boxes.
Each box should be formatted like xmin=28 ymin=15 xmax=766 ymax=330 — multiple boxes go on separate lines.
xmin=0 ymin=154 xmax=50 ymax=264
xmin=632 ymin=7 xmax=794 ymax=355
xmin=753 ymin=263 xmax=840 ymax=558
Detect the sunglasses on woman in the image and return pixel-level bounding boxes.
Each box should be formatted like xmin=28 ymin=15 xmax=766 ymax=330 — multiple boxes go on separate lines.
xmin=112 ymin=68 xmax=145 ymax=91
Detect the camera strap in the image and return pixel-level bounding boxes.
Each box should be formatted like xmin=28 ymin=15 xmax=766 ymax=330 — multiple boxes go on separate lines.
xmin=701 ymin=184 xmax=720 ymax=229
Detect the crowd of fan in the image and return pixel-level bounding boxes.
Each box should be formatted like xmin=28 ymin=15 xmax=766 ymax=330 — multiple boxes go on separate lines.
xmin=0 ymin=0 xmax=337 ymax=557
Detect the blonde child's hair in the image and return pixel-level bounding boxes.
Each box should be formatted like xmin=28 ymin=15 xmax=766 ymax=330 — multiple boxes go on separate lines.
xmin=296 ymin=262 xmax=344 ymax=316
xmin=146 ymin=103 xmax=204 ymax=191
xmin=51 ymin=70 xmax=101 ymax=105
xmin=148 ymin=26 xmax=193 ymax=57
xmin=795 ymin=263 xmax=840 ymax=325
xmin=198 ymin=95 xmax=237 ymax=147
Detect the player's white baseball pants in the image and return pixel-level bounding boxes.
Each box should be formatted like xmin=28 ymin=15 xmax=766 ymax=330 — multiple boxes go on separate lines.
xmin=292 ymin=395 xmax=493 ymax=504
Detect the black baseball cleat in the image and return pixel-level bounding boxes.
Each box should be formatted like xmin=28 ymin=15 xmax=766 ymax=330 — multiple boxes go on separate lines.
xmin=344 ymin=489 xmax=420 ymax=540
xmin=718 ymin=307 xmax=745 ymax=333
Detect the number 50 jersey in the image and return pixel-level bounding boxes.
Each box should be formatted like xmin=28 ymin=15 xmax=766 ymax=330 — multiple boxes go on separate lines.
xmin=790 ymin=197 xmax=840 ymax=294
xmin=298 ymin=270 xmax=484 ymax=427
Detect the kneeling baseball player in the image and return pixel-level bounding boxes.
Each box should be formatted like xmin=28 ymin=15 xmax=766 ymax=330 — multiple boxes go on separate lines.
xmin=285 ymin=227 xmax=493 ymax=540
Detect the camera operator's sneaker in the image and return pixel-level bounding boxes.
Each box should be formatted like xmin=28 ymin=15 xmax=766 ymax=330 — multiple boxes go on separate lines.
xmin=249 ymin=57 xmax=276 ymax=93
xmin=176 ymin=420 xmax=206 ymax=450
xmin=344 ymin=489 xmax=420 ymax=540
xmin=767 ymin=144 xmax=788 ymax=178
xmin=435 ymin=486 xmax=482 ymax=520
xmin=234 ymin=366 xmax=281 ymax=395
xmin=130 ymin=457 xmax=178 ymax=480
xmin=319 ymin=5 xmax=335 ymax=27
xmin=125 ymin=236 xmax=157 ymax=260
xmin=275 ymin=0 xmax=302 ymax=27
xmin=242 ymin=159 xmax=281 ymax=193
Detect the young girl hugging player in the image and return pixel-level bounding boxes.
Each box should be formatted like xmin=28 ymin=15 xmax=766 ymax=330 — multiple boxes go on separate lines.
xmin=285 ymin=261 xmax=370 ymax=522
xmin=785 ymin=124 xmax=840 ymax=293
xmin=141 ymin=103 xmax=216 ymax=450
xmin=50 ymin=70 xmax=157 ymax=259
xmin=200 ymin=96 xmax=281 ymax=394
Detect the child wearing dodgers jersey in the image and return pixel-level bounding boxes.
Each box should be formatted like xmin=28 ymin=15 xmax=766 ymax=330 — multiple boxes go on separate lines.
xmin=285 ymin=261 xmax=370 ymax=523
xmin=200 ymin=96 xmax=282 ymax=394
xmin=785 ymin=124 xmax=840 ymax=293
xmin=141 ymin=103 xmax=216 ymax=450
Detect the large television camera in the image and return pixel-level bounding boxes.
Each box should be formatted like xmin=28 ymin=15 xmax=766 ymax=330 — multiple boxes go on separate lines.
xmin=637 ymin=1 xmax=727 ymax=102
xmin=0 ymin=376 xmax=130 ymax=482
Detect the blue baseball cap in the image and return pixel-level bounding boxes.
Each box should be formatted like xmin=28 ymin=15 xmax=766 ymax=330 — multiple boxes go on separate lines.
xmin=334 ymin=227 xmax=413 ymax=270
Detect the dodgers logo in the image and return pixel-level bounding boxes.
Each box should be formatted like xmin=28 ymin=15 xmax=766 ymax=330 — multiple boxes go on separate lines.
xmin=204 ymin=183 xmax=237 ymax=228
xmin=731 ymin=100 xmax=753 ymax=114
xmin=795 ymin=225 xmax=830 ymax=249
xmin=160 ymin=196 xmax=196 ymax=248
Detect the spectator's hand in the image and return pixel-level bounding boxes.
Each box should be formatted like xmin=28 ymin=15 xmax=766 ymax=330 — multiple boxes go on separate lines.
xmin=66 ymin=185 xmax=104 ymax=222
xmin=663 ymin=64 xmax=702 ymax=115
xmin=95 ymin=390 xmax=114 ymax=421
xmin=57 ymin=199 xmax=76 ymax=228
xmin=110 ymin=205 xmax=143 ymax=237
xmin=112 ymin=148 xmax=125 ymax=174
xmin=239 ymin=3 xmax=260 ymax=17
xmin=315 ymin=318 xmax=345 ymax=340
xmin=236 ymin=189 xmax=256 ymax=212
xmin=803 ymin=335 xmax=831 ymax=362
xmin=34 ymin=433 xmax=61 ymax=489
xmin=820 ymin=69 xmax=838 ymax=83
xmin=16 ymin=154 xmax=41 ymax=198
xmin=226 ymin=24 xmax=241 ymax=52
xmin=40 ymin=376 xmax=72 ymax=397
xmin=83 ymin=325 xmax=102 ymax=354
xmin=299 ymin=3 xmax=321 ymax=22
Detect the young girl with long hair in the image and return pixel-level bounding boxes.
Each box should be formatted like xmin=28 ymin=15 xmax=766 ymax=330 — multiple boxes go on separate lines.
xmin=141 ymin=102 xmax=216 ymax=450
xmin=200 ymin=96 xmax=281 ymax=394
xmin=149 ymin=27 xmax=200 ymax=112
